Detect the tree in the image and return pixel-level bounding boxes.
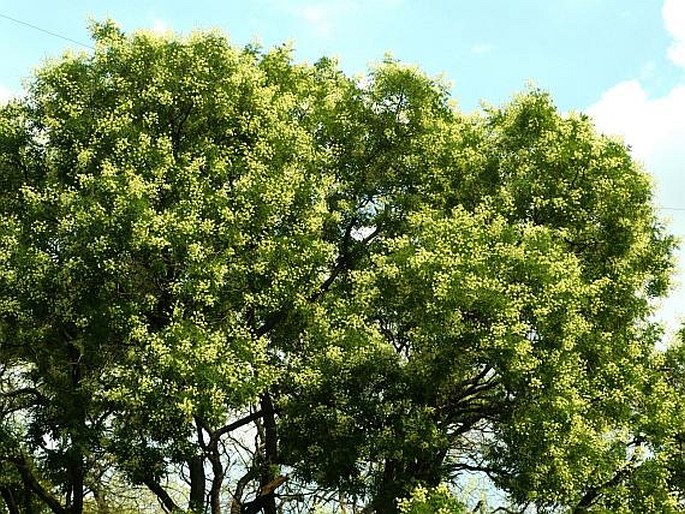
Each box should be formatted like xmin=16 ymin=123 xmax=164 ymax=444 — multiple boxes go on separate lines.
xmin=0 ymin=21 xmax=683 ymax=514
xmin=397 ymin=485 xmax=467 ymax=514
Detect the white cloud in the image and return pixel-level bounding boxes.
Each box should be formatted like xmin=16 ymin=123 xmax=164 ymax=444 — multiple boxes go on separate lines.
xmin=277 ymin=0 xmax=402 ymax=38
xmin=0 ymin=85 xmax=14 ymax=105
xmin=663 ymin=0 xmax=685 ymax=66
xmin=588 ymin=79 xmax=685 ymax=336
xmin=471 ymin=43 xmax=494 ymax=55
xmin=150 ymin=18 xmax=172 ymax=35
xmin=586 ymin=0 xmax=685 ymax=336
xmin=586 ymin=2 xmax=685 ymax=162
xmin=587 ymin=80 xmax=685 ymax=161
xmin=290 ymin=1 xmax=357 ymax=37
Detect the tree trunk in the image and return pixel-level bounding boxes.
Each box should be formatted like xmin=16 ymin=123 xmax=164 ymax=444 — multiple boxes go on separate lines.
xmin=143 ymin=478 xmax=182 ymax=514
xmin=188 ymin=454 xmax=206 ymax=513
xmin=70 ymin=460 xmax=84 ymax=514
xmin=373 ymin=447 xmax=447 ymax=514
xmin=373 ymin=459 xmax=399 ymax=514
xmin=92 ymin=487 xmax=110 ymax=514
xmin=259 ymin=393 xmax=278 ymax=514
xmin=67 ymin=348 xmax=85 ymax=514
xmin=207 ymin=447 xmax=225 ymax=514
xmin=0 ymin=487 xmax=20 ymax=514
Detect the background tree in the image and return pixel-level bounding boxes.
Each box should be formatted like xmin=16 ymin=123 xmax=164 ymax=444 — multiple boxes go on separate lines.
xmin=0 ymin=21 xmax=683 ymax=514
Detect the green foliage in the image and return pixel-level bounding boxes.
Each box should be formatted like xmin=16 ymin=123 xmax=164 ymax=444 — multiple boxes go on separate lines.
xmin=0 ymin=20 xmax=683 ymax=514
xmin=398 ymin=485 xmax=467 ymax=514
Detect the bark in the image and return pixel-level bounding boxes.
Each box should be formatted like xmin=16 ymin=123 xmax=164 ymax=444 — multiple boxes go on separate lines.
xmin=239 ymin=396 xmax=281 ymax=514
xmin=240 ymin=476 xmax=286 ymax=514
xmin=214 ymin=410 xmax=263 ymax=439
xmin=10 ymin=455 xmax=67 ymax=514
xmin=66 ymin=343 xmax=85 ymax=514
xmin=230 ymin=468 xmax=257 ymax=514
xmin=0 ymin=487 xmax=20 ymax=514
xmin=188 ymin=455 xmax=206 ymax=513
xmin=69 ymin=456 xmax=84 ymax=514
xmin=91 ymin=487 xmax=110 ymax=514
xmin=143 ymin=478 xmax=182 ymax=514
xmin=572 ymin=465 xmax=634 ymax=514
xmin=207 ymin=448 xmax=224 ymax=514
xmin=373 ymin=447 xmax=447 ymax=514
xmin=194 ymin=412 xmax=268 ymax=514
xmin=259 ymin=393 xmax=278 ymax=514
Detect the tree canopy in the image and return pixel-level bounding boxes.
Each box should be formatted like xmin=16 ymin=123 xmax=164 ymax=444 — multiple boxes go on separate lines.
xmin=0 ymin=21 xmax=684 ymax=514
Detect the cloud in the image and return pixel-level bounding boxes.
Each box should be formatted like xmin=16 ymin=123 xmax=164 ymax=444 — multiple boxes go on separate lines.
xmin=663 ymin=0 xmax=685 ymax=66
xmin=0 ymin=85 xmax=14 ymax=105
xmin=150 ymin=18 xmax=172 ymax=35
xmin=587 ymin=0 xmax=685 ymax=162
xmin=289 ymin=1 xmax=357 ymax=37
xmin=277 ymin=0 xmax=402 ymax=38
xmin=471 ymin=43 xmax=494 ymax=55
xmin=587 ymin=0 xmax=685 ymax=335
xmin=587 ymin=80 xmax=685 ymax=162
xmin=588 ymin=80 xmax=685 ymax=336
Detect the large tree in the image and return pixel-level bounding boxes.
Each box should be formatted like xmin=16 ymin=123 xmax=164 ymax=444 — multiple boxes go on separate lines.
xmin=0 ymin=21 xmax=683 ymax=514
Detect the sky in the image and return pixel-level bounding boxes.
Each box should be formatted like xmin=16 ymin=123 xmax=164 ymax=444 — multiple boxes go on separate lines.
xmin=1 ymin=0 xmax=685 ymax=335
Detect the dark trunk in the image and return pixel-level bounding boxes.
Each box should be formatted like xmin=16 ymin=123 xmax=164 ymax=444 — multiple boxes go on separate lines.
xmin=11 ymin=455 xmax=68 ymax=514
xmin=207 ymin=447 xmax=225 ymax=514
xmin=259 ymin=393 xmax=278 ymax=514
xmin=241 ymin=397 xmax=281 ymax=514
xmin=373 ymin=447 xmax=447 ymax=514
xmin=1 ymin=487 xmax=20 ymax=514
xmin=70 ymin=462 xmax=84 ymax=514
xmin=188 ymin=454 xmax=206 ymax=513
xmin=143 ymin=478 xmax=181 ymax=514
xmin=373 ymin=459 xmax=399 ymax=514
xmin=67 ymin=346 xmax=85 ymax=514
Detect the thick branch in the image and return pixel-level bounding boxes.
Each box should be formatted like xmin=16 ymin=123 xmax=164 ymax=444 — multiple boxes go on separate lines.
xmin=142 ymin=478 xmax=181 ymax=514
xmin=451 ymin=461 xmax=502 ymax=481
xmin=230 ymin=468 xmax=258 ymax=514
xmin=308 ymin=227 xmax=380 ymax=304
xmin=572 ymin=464 xmax=635 ymax=513
xmin=0 ymin=487 xmax=20 ymax=514
xmin=221 ymin=409 xmax=264 ymax=437
xmin=254 ymin=226 xmax=380 ymax=338
xmin=9 ymin=455 xmax=67 ymax=514
xmin=208 ymin=450 xmax=225 ymax=514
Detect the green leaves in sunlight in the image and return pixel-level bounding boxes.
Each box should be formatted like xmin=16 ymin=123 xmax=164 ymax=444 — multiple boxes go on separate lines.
xmin=0 ymin=19 xmax=683 ymax=514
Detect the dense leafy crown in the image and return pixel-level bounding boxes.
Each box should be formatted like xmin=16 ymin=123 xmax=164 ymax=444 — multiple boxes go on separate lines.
xmin=0 ymin=21 xmax=683 ymax=514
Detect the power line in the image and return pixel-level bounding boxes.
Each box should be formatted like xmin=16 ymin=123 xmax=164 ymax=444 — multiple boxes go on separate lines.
xmin=0 ymin=12 xmax=94 ymax=50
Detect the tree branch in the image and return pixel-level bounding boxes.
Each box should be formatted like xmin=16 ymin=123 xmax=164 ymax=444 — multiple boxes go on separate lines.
xmin=308 ymin=226 xmax=380 ymax=304
xmin=572 ymin=464 xmax=636 ymax=513
xmin=142 ymin=477 xmax=181 ymax=514
xmin=213 ymin=410 xmax=264 ymax=440
xmin=8 ymin=455 xmax=67 ymax=514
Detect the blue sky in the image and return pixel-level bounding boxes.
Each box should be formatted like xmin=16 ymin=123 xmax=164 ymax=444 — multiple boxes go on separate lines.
xmin=1 ymin=0 xmax=685 ymax=334
xmin=0 ymin=1 xmax=679 ymax=111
